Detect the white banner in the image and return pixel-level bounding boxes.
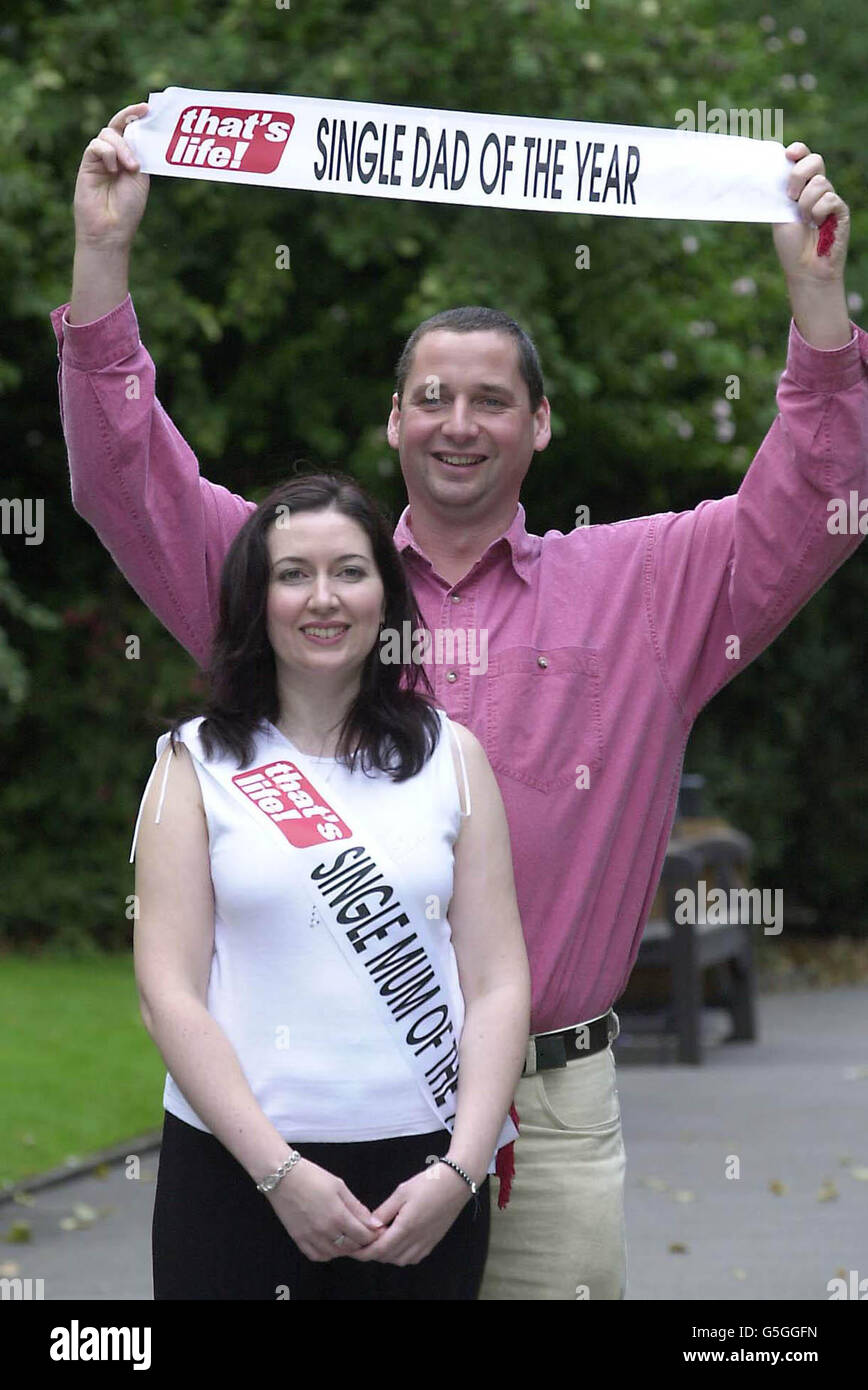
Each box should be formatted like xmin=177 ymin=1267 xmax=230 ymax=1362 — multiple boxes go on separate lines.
xmin=124 ymin=86 xmax=801 ymax=224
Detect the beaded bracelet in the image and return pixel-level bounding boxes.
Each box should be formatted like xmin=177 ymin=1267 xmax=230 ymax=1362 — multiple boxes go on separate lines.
xmin=437 ymin=1157 xmax=477 ymax=1194
xmin=428 ymin=1155 xmax=481 ymax=1217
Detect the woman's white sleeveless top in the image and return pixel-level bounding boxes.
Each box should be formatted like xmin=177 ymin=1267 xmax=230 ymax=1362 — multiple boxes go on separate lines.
xmin=130 ymin=708 xmax=472 ymax=1142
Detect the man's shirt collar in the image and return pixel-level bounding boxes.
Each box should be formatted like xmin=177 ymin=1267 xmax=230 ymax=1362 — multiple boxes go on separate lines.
xmin=393 ymin=502 xmax=536 ymax=585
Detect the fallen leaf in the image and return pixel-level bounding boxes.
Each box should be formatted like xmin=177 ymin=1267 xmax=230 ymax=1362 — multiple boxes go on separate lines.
xmin=674 ymin=1189 xmax=695 ymax=1203
xmin=12 ymin=1191 xmax=35 ymax=1207
xmin=72 ymin=1203 xmax=97 ymax=1223
xmin=849 ymin=1167 xmax=868 ymax=1182
xmin=640 ymin=1176 xmax=669 ymax=1191
xmin=732 ymin=1268 xmax=748 ymax=1280
xmin=668 ymin=1242 xmax=689 ymax=1253
xmin=768 ymin=1179 xmax=786 ymax=1195
xmin=839 ymin=1155 xmax=853 ymax=1167
xmin=59 ymin=1217 xmax=79 ymax=1231
xmin=92 ymin=1163 xmax=110 ymax=1179
xmin=0 ymin=1261 xmax=20 ymax=1276
xmin=5 ymin=1220 xmax=32 ymax=1243
xmin=817 ymin=1181 xmax=838 ymax=1202
xmin=843 ymin=1066 xmax=868 ymax=1081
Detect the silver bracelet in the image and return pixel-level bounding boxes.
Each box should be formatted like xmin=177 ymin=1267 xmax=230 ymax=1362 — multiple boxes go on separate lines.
xmin=255 ymin=1147 xmax=301 ymax=1194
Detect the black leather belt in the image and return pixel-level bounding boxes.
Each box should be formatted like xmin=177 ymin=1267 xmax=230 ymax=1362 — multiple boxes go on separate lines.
xmin=522 ymin=1011 xmax=617 ymax=1075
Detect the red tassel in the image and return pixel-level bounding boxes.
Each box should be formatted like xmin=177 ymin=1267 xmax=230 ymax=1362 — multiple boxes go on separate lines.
xmin=495 ymin=1103 xmax=520 ymax=1210
xmin=817 ymin=213 xmax=837 ymax=258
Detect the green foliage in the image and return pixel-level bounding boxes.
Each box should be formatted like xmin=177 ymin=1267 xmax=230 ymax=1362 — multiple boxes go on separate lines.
xmin=0 ymin=583 xmax=199 ymax=949
xmin=0 ymin=0 xmax=865 ymax=944
xmin=0 ymin=549 xmax=61 ymax=716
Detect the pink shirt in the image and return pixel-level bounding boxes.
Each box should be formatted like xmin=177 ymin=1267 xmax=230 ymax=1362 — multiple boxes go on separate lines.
xmin=50 ymin=296 xmax=868 ymax=1033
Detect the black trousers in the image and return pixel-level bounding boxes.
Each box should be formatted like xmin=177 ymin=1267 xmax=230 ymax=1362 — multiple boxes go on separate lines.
xmin=152 ymin=1110 xmax=490 ymax=1300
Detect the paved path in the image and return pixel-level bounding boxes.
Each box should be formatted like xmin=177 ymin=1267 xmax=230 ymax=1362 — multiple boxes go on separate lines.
xmin=618 ymin=985 xmax=868 ymax=1300
xmin=2 ymin=985 xmax=865 ymax=1300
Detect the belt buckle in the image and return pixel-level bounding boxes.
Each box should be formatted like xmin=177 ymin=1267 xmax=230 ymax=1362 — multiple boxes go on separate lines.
xmin=537 ymin=1033 xmax=567 ymax=1072
xmin=524 ymin=1012 xmax=616 ymax=1075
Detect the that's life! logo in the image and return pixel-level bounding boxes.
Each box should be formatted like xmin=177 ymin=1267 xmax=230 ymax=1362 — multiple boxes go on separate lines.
xmin=232 ymin=761 xmax=351 ymax=848
xmin=166 ymin=106 xmax=295 ymax=173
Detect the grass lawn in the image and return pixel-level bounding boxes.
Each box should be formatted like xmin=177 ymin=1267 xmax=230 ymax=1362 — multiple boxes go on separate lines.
xmin=0 ymin=951 xmax=165 ymax=1189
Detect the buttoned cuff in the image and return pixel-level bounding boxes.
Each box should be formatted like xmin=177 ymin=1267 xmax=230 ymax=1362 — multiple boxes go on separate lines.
xmin=50 ymin=293 xmax=141 ymax=370
xmin=785 ymin=316 xmax=865 ymax=392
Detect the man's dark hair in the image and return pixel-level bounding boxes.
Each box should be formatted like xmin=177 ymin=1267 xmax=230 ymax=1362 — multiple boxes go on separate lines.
xmin=164 ymin=471 xmax=441 ymax=779
xmin=395 ymin=307 xmax=545 ymax=411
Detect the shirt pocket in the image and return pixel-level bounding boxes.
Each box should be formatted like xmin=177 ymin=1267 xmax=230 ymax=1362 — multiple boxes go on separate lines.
xmin=484 ymin=645 xmax=604 ymax=793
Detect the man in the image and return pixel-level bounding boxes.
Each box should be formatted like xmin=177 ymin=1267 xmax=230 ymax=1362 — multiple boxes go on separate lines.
xmin=52 ymin=103 xmax=866 ymax=1300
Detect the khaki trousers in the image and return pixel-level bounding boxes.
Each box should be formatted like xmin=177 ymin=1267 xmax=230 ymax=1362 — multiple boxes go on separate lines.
xmin=479 ymin=1013 xmax=627 ymax=1300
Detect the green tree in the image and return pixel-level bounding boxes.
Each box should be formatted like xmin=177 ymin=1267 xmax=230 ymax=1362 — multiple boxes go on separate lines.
xmin=1 ymin=0 xmax=864 ymax=946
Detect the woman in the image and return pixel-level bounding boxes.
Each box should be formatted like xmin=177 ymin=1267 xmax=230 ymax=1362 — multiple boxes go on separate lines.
xmin=129 ymin=472 xmax=531 ymax=1300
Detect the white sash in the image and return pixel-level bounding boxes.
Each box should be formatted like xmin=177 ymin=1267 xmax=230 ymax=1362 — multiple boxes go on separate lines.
xmin=174 ymin=716 xmax=518 ymax=1160
xmin=125 ymin=86 xmax=801 ymax=224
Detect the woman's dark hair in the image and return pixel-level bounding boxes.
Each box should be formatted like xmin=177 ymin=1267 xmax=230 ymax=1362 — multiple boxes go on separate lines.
xmin=164 ymin=472 xmax=441 ymax=779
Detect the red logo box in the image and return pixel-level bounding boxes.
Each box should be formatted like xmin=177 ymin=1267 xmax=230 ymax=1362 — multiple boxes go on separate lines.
xmin=166 ymin=105 xmax=295 ymax=174
xmin=233 ymin=761 xmax=351 ymax=848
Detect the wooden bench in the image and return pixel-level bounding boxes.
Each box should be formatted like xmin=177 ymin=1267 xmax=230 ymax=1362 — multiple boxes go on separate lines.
xmin=634 ymin=821 xmax=757 ymax=1063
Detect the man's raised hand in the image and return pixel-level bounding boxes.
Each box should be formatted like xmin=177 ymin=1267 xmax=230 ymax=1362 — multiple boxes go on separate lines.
xmin=773 ymin=142 xmax=850 ymax=283
xmin=771 ymin=142 xmax=852 ymax=349
xmin=73 ymin=102 xmax=151 ymax=247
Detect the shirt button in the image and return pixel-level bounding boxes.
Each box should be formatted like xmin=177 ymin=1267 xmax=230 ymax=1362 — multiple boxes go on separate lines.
xmin=446 ymin=671 xmax=457 ymax=683
xmin=451 ymin=594 xmax=461 ymax=603
xmin=538 ymin=656 xmax=549 ymax=668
